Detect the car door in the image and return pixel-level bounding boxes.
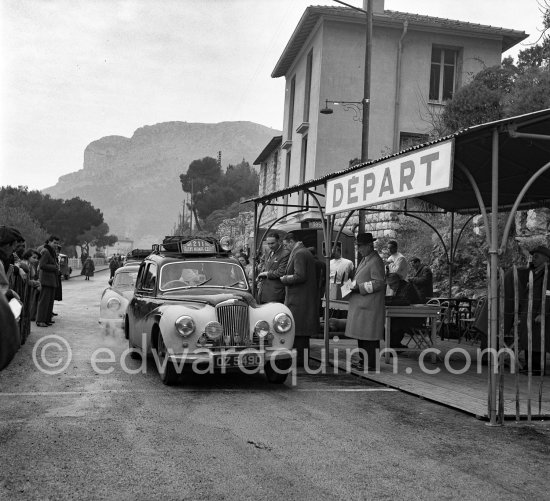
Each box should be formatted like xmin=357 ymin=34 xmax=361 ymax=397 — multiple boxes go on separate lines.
xmin=129 ymin=261 xmax=157 ymax=351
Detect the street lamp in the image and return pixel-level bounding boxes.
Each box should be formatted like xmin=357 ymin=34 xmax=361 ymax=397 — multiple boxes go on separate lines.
xmin=320 ymin=99 xmax=365 ymax=122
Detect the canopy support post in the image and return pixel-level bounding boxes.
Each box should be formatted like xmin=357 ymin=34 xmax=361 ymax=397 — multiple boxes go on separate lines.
xmin=488 ymin=128 xmax=500 ymax=426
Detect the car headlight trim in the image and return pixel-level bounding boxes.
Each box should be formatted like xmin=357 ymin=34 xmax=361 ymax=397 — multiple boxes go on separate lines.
xmin=254 ymin=320 xmax=270 ymax=338
xmin=204 ymin=321 xmax=223 ymax=340
xmin=273 ymin=312 xmax=292 ymax=333
xmin=175 ymin=315 xmax=195 ymax=337
xmin=106 ymin=297 xmax=121 ymax=311
xmin=219 ymin=236 xmax=234 ymax=252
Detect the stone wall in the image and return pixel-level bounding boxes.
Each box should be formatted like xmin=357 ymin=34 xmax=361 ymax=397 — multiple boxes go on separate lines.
xmin=333 ymin=202 xmax=401 ymax=238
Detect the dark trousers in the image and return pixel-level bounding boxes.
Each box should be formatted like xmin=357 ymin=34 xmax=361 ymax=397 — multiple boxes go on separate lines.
xmin=294 ymin=336 xmax=310 ymax=366
xmin=36 ymin=286 xmax=55 ymax=323
xmin=357 ymin=339 xmax=380 ymax=369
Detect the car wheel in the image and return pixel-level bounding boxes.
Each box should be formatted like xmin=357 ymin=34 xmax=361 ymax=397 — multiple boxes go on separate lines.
xmin=157 ymin=333 xmax=177 ymax=386
xmin=128 ymin=334 xmax=141 ymax=359
xmin=264 ymin=361 xmax=288 ymax=384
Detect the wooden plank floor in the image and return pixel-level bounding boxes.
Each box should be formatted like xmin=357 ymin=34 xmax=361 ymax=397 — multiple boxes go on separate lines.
xmin=309 ymin=338 xmax=550 ymax=420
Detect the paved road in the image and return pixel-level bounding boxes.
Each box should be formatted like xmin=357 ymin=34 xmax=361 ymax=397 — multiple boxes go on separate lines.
xmin=1 ymin=270 xmax=549 ymax=500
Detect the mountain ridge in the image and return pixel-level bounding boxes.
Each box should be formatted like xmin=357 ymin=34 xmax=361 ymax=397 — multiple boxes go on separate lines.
xmin=43 ymin=120 xmax=280 ymax=247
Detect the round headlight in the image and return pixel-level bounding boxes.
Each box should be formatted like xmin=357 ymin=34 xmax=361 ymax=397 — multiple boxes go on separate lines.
xmin=175 ymin=315 xmax=195 ymax=337
xmin=107 ymin=298 xmax=121 ymax=311
xmin=273 ymin=312 xmax=292 ymax=333
xmin=254 ymin=320 xmax=270 ymax=338
xmin=219 ymin=236 xmax=234 ymax=251
xmin=204 ymin=321 xmax=223 ymax=340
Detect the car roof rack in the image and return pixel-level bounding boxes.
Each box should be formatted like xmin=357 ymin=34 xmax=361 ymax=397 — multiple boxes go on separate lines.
xmin=151 ymin=236 xmax=232 ymax=256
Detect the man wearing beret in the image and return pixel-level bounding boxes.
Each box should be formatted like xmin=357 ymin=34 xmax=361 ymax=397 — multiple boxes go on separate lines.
xmin=346 ymin=232 xmax=386 ymax=371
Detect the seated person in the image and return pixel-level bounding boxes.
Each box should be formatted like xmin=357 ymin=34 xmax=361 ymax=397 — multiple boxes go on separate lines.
xmin=386 ymin=273 xmax=423 ymax=349
xmin=163 ymin=266 xmax=203 ymax=288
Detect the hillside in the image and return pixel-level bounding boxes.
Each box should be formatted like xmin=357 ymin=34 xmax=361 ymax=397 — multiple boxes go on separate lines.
xmin=43 ymin=121 xmax=280 ymax=247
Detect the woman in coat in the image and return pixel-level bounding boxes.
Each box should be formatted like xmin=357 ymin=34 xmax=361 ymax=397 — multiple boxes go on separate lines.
xmin=279 ymin=233 xmax=319 ymax=366
xmin=83 ymin=257 xmax=95 ymax=280
xmin=345 ymin=233 xmax=386 ymax=371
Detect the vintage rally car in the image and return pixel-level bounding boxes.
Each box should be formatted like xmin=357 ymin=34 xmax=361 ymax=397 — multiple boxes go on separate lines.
xmin=125 ymin=236 xmax=295 ymax=385
xmin=99 ymin=264 xmax=140 ymax=329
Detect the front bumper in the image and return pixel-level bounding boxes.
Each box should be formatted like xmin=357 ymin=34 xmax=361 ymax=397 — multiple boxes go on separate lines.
xmin=166 ymin=348 xmax=293 ymax=365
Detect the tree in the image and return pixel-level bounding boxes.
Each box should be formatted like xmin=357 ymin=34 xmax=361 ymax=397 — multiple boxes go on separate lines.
xmin=0 ymin=186 xmax=117 ymax=249
xmin=179 ymin=158 xmax=259 ymax=231
xmin=434 ymin=3 xmax=550 ymax=134
xmin=0 ymin=201 xmax=48 ymax=248
xmin=77 ymin=222 xmax=117 ymax=257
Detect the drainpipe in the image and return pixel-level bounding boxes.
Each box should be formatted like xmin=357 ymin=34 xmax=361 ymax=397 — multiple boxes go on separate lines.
xmin=392 ymin=20 xmax=408 ymax=152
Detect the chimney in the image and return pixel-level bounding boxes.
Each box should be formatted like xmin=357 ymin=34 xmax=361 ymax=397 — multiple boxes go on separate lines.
xmin=363 ymin=0 xmax=384 ymax=13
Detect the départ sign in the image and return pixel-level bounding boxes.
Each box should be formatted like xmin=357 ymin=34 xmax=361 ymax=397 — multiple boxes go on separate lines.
xmin=325 ymin=139 xmax=453 ymax=215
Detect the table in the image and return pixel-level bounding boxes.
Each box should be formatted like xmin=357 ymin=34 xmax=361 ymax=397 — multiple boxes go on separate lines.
xmin=322 ymin=299 xmax=441 ymax=363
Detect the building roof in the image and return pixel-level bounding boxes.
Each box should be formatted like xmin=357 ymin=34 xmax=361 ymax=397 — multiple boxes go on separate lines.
xmin=253 ymin=136 xmax=283 ymax=165
xmin=272 ymin=6 xmax=528 ymax=78
xmin=244 ymin=108 xmax=550 ymax=214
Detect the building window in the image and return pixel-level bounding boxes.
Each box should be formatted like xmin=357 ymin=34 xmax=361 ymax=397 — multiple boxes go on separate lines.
xmin=272 ymin=152 xmax=278 ymax=192
xmin=303 ymin=49 xmax=313 ymax=122
xmin=299 ymin=135 xmax=307 ymax=205
xmin=287 ymin=76 xmax=296 ymax=140
xmin=429 ymin=47 xmax=457 ymax=102
xmin=283 ymin=150 xmax=291 ymax=215
xmin=399 ymin=132 xmax=429 ymax=150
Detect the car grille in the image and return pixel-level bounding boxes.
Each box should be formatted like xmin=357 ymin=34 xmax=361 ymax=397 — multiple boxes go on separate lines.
xmin=215 ymin=302 xmax=267 ymax=347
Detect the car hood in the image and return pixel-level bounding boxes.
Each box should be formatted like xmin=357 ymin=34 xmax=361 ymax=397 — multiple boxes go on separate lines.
xmin=159 ymin=289 xmax=256 ymax=307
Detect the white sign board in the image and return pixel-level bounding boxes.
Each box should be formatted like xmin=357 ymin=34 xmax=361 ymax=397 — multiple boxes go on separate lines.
xmin=325 ymin=139 xmax=454 ymax=215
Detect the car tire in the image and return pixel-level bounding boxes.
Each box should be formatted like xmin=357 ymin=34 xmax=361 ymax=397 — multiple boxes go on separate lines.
xmin=157 ymin=333 xmax=178 ymax=386
xmin=128 ymin=335 xmax=141 ymax=359
xmin=264 ymin=361 xmax=288 ymax=384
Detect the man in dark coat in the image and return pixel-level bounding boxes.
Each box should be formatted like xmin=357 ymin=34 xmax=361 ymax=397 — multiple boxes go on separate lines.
xmin=36 ymin=235 xmax=60 ymax=327
xmin=256 ymin=233 xmax=289 ymax=304
xmin=519 ymin=246 xmax=550 ymax=375
xmin=408 ymin=257 xmax=433 ymax=303
xmin=386 ymin=273 xmax=424 ymax=349
xmin=280 ymin=233 xmax=319 ymax=366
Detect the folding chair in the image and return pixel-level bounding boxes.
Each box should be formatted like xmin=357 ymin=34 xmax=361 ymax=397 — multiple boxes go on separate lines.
xmin=459 ymin=296 xmax=487 ymax=344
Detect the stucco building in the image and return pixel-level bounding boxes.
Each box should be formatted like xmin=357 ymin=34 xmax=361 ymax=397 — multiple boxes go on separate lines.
xmin=256 ymin=0 xmax=527 ymax=232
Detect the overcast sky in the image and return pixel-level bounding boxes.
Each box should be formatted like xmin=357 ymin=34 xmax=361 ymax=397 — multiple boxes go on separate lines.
xmin=0 ymin=0 xmax=545 ymax=191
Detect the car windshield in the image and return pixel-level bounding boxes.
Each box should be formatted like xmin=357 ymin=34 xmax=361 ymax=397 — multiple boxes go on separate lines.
xmin=113 ymin=271 xmax=138 ymax=290
xmin=159 ymin=261 xmax=248 ymax=291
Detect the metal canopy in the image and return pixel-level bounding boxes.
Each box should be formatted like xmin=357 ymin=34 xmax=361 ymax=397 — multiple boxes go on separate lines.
xmin=247 ymin=109 xmax=550 ymax=426
xmin=246 ymin=109 xmax=550 ymax=214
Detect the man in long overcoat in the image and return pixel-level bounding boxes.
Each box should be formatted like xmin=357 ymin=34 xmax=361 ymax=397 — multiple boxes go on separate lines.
xmin=36 ymin=235 xmax=60 ymax=327
xmin=256 ymin=232 xmax=289 ymax=304
xmin=280 ymin=232 xmax=319 ymax=366
xmin=345 ymin=232 xmax=386 ymax=370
